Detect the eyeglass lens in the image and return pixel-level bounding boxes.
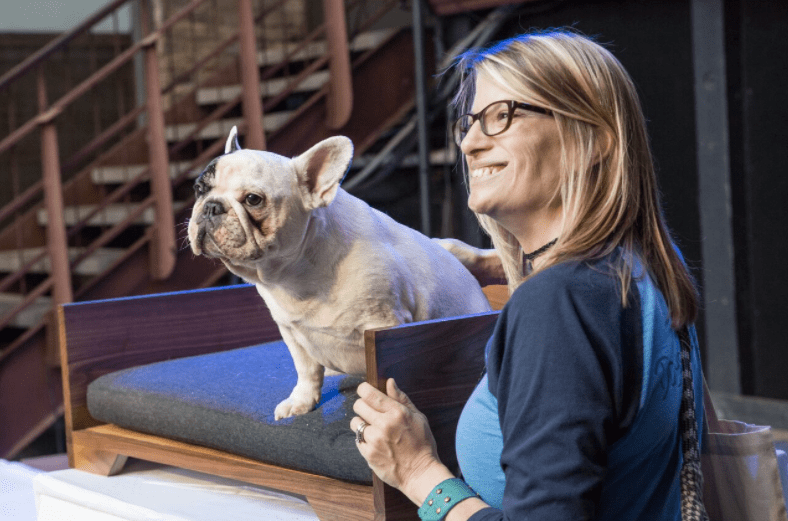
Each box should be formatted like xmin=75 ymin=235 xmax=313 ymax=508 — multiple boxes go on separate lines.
xmin=453 ymin=101 xmax=515 ymax=145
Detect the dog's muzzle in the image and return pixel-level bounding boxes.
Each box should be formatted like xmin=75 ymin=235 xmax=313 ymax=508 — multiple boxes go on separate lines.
xmin=192 ymin=200 xmax=227 ymax=254
xmin=196 ymin=199 xmax=227 ymax=232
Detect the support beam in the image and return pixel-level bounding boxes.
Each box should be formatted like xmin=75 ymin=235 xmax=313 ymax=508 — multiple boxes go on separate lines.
xmin=691 ymin=0 xmax=740 ymax=393
xmin=323 ymin=0 xmax=353 ymax=129
xmin=237 ymin=0 xmax=266 ymax=150
xmin=141 ymin=0 xmax=176 ymax=280
xmin=412 ymin=0 xmax=432 ymax=236
xmin=38 ymin=67 xmax=73 ymax=306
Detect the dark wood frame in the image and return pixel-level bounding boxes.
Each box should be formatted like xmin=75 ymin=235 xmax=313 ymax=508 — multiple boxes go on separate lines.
xmin=58 ymin=284 xmax=505 ymax=520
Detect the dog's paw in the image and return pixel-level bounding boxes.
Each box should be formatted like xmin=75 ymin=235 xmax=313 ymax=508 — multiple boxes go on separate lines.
xmin=274 ymin=397 xmax=316 ymax=420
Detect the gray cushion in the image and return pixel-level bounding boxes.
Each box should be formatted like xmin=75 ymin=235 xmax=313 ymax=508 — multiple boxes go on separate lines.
xmin=87 ymin=340 xmax=371 ymax=484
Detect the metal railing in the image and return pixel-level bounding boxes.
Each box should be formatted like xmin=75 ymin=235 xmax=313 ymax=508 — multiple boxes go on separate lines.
xmin=0 ymin=0 xmax=395 ymax=360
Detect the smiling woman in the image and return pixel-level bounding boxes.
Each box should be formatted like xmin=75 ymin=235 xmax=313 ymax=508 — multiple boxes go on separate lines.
xmin=350 ymin=29 xmax=704 ymax=521
xmin=451 ymin=32 xmax=698 ymax=323
xmin=459 ymin=78 xmax=563 ymax=257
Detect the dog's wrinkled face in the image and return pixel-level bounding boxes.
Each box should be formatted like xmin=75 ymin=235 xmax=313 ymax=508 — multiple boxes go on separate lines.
xmin=187 ymin=127 xmax=353 ymax=277
xmin=189 ymin=150 xmax=297 ymax=265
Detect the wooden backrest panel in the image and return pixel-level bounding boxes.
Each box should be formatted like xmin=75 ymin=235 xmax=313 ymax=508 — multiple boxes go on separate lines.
xmin=365 ymin=311 xmax=500 ymax=519
xmin=365 ymin=311 xmax=499 ymax=468
xmin=58 ymin=284 xmax=281 ymax=433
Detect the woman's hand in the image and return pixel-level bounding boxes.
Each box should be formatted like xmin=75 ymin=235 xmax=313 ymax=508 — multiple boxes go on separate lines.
xmin=433 ymin=238 xmax=507 ymax=287
xmin=351 ymin=379 xmax=451 ymax=504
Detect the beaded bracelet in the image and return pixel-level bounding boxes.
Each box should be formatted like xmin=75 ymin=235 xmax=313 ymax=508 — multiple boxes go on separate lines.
xmin=417 ymin=478 xmax=479 ymax=520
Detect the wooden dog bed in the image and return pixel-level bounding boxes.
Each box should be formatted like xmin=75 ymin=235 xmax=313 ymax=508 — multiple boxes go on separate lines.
xmin=58 ymin=284 xmax=505 ymax=520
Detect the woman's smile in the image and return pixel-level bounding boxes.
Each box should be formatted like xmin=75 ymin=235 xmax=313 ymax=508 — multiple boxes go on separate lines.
xmin=469 ymin=162 xmax=508 ymax=181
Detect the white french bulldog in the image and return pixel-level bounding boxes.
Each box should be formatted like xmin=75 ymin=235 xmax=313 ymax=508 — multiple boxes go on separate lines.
xmin=188 ymin=127 xmax=491 ymax=420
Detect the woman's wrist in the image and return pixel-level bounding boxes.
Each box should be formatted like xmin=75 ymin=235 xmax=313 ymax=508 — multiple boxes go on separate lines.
xmin=401 ymin=460 xmax=456 ymax=506
xmin=418 ymin=478 xmax=480 ymax=520
xmin=399 ymin=460 xmax=489 ymax=520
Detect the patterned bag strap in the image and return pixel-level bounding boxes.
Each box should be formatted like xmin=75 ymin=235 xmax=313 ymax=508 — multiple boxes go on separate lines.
xmin=678 ymin=327 xmax=709 ymax=521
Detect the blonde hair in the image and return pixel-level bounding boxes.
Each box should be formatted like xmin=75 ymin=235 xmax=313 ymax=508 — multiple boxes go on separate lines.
xmin=453 ymin=30 xmax=698 ymax=327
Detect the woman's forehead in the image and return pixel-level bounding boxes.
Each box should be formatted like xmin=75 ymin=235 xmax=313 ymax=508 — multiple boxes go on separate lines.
xmin=471 ymin=73 xmax=526 ymax=111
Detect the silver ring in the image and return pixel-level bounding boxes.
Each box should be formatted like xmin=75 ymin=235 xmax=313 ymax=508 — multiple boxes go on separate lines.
xmin=355 ymin=421 xmax=368 ymax=444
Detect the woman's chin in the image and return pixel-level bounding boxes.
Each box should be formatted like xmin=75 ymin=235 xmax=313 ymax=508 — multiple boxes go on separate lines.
xmin=467 ymin=185 xmax=501 ymax=217
xmin=467 ymin=198 xmax=497 ymax=219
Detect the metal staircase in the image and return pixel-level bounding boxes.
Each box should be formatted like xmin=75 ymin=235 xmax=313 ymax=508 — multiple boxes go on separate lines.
xmin=0 ymin=0 xmax=416 ymax=458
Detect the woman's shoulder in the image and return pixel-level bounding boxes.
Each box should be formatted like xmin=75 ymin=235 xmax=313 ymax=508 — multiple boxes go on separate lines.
xmin=508 ymin=255 xmax=625 ymax=310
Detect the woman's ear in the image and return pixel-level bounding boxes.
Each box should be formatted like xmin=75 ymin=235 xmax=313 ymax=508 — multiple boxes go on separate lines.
xmin=594 ymin=129 xmax=615 ymax=163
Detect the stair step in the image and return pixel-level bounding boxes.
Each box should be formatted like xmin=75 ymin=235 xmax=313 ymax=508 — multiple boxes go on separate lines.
xmin=0 ymin=247 xmax=125 ymax=275
xmin=37 ymin=202 xmax=187 ymax=227
xmin=164 ymin=113 xmax=291 ymax=142
xmin=197 ymin=70 xmax=330 ymax=106
xmin=196 ymin=29 xmax=394 ymax=107
xmin=256 ymin=29 xmax=393 ymax=68
xmin=0 ymin=293 xmax=51 ymax=329
xmin=91 ymin=161 xmax=195 ymax=185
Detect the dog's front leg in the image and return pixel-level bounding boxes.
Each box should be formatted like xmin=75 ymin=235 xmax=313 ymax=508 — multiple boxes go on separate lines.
xmin=275 ymin=328 xmax=325 ymax=420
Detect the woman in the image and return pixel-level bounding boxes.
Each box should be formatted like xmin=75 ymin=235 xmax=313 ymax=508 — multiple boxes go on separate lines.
xmin=350 ymin=30 xmax=704 ymax=520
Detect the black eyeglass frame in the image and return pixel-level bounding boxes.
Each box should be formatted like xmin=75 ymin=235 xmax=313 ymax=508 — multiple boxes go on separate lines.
xmin=453 ymin=100 xmax=552 ymax=145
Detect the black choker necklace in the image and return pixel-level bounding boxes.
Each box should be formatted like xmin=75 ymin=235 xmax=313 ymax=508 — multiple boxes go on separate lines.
xmin=522 ymin=238 xmax=558 ymax=274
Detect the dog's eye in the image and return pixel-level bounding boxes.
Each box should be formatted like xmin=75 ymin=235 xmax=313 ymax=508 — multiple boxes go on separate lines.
xmin=194 ymin=183 xmax=205 ymax=197
xmin=244 ymin=193 xmax=264 ymax=206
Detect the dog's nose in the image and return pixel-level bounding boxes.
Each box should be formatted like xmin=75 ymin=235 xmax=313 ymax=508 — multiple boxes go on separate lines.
xmin=202 ymin=200 xmax=226 ymax=218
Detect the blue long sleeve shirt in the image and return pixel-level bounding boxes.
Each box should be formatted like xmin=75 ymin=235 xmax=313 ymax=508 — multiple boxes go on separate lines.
xmin=455 ymin=254 xmax=704 ymax=520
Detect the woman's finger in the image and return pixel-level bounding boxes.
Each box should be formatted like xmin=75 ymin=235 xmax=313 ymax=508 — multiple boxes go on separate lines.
xmin=358 ymin=379 xmax=416 ymax=413
xmin=353 ymin=397 xmax=386 ymax=424
xmin=349 ymin=415 xmax=366 ymax=433
xmin=356 ymin=381 xmax=393 ymax=410
xmin=350 ymin=415 xmax=374 ymax=447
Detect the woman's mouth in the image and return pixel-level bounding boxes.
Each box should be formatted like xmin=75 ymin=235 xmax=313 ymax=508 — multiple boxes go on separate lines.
xmin=470 ymin=164 xmax=506 ymax=180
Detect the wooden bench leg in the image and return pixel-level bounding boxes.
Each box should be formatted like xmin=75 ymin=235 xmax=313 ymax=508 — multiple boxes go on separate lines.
xmin=72 ymin=441 xmax=129 ymax=476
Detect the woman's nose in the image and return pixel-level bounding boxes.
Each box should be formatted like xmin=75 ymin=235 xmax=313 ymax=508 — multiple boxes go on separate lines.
xmin=459 ymin=119 xmax=490 ymax=157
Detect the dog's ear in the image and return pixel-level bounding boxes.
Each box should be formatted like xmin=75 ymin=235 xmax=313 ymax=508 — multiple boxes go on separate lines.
xmin=225 ymin=126 xmax=242 ymax=154
xmin=293 ymin=136 xmax=354 ymax=209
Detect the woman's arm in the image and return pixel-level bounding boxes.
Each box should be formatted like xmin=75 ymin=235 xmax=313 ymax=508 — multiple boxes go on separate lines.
xmin=351 ymin=262 xmax=637 ymax=521
xmin=483 ymin=262 xmax=639 ymax=520
xmin=351 ymin=379 xmax=489 ymax=520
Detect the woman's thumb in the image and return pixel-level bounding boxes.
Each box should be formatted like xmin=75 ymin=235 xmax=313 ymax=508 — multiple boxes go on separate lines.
xmin=387 ymin=378 xmax=411 ymax=406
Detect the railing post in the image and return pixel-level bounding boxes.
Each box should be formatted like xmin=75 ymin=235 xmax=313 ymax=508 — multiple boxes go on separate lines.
xmin=141 ymin=0 xmax=176 ymax=280
xmin=38 ymin=67 xmax=73 ymax=306
xmin=323 ymin=0 xmax=353 ymax=129
xmin=238 ymin=0 xmax=266 ymax=150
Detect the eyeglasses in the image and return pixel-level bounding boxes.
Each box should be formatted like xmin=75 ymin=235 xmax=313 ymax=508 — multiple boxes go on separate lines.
xmin=452 ymin=100 xmax=552 ymax=146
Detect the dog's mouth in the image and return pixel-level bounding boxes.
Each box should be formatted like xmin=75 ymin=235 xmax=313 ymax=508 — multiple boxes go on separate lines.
xmin=192 ymin=220 xmax=267 ymax=264
xmin=193 ymin=226 xmax=221 ymax=258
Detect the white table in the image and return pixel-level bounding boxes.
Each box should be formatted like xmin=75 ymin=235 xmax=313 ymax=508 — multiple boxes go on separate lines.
xmin=1 ymin=459 xmax=44 ymax=521
xmin=31 ymin=459 xmax=320 ymax=521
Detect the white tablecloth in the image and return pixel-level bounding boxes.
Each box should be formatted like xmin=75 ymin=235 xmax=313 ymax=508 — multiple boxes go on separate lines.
xmin=0 ymin=459 xmax=44 ymax=521
xmin=31 ymin=459 xmax=319 ymax=521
